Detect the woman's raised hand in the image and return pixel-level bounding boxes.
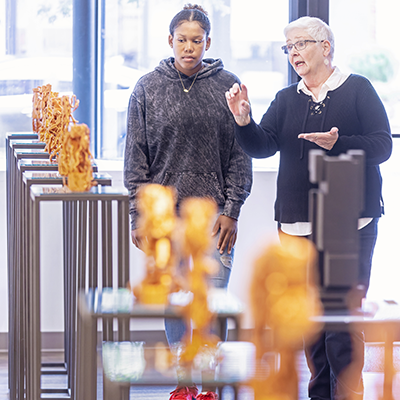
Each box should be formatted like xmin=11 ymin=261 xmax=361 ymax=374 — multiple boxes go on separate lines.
xmin=225 ymin=83 xmax=251 ymax=126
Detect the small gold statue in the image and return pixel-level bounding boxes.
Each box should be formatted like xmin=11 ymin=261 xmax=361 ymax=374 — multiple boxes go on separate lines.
xmin=132 ymin=184 xmax=178 ymax=304
xmin=59 ymin=123 xmax=94 ymax=192
xmin=178 ymin=197 xmax=219 ymax=364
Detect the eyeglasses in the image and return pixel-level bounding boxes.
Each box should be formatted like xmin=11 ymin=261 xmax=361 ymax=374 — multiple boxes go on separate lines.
xmin=281 ymin=40 xmax=324 ymax=54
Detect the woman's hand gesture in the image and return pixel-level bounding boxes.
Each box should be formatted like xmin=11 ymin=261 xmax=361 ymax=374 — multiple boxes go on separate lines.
xmin=225 ymin=83 xmax=251 ymax=126
xmin=298 ymin=127 xmax=339 ymax=151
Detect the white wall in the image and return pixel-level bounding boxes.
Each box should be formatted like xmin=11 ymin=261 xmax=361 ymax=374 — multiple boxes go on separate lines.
xmin=0 ymin=165 xmax=278 ymax=334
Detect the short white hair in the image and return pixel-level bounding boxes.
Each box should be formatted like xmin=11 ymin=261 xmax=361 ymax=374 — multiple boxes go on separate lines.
xmin=284 ymin=16 xmax=335 ymax=60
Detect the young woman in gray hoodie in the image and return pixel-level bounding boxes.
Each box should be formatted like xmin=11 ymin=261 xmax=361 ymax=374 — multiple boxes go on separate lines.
xmin=123 ymin=4 xmax=252 ymax=400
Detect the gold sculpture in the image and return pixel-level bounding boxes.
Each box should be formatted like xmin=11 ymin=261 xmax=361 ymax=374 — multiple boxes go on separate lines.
xmin=59 ymin=123 xmax=94 ymax=192
xmin=132 ymin=184 xmax=179 ymax=304
xmin=178 ymin=197 xmax=219 ymax=364
xmin=250 ymin=234 xmax=322 ymax=399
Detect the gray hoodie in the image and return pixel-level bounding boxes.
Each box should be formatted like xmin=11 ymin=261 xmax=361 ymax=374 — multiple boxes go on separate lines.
xmin=124 ymin=57 xmax=252 ymax=230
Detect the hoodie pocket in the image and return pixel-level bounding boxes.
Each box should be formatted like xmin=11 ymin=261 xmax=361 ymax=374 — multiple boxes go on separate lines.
xmin=161 ymin=171 xmax=225 ymax=205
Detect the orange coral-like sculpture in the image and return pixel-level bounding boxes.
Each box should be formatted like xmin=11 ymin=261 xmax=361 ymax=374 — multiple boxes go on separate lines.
xmin=250 ymin=234 xmax=322 ymax=400
xmin=32 ymin=84 xmax=79 ymax=162
xmin=178 ymin=197 xmax=219 ymax=365
xmin=45 ymin=94 xmax=79 ymax=161
xmin=59 ymin=123 xmax=94 ymax=192
xmin=32 ymin=84 xmax=55 ymax=140
xmin=132 ymin=184 xmax=179 ymax=304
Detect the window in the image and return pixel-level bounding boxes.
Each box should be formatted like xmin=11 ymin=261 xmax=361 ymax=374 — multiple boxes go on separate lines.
xmin=0 ymin=0 xmax=288 ymax=162
xmin=101 ymin=0 xmax=289 ymax=162
xmin=330 ymin=0 xmax=400 ymax=133
xmin=0 ymin=0 xmax=73 ymax=158
xmin=330 ymin=0 xmax=400 ymax=302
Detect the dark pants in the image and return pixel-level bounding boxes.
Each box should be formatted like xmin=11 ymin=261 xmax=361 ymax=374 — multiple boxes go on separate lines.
xmin=306 ymin=218 xmax=378 ymax=400
xmin=306 ymin=330 xmax=365 ymax=400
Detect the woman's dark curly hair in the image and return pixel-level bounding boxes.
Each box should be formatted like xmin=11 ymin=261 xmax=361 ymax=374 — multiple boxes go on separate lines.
xmin=169 ymin=4 xmax=211 ymax=38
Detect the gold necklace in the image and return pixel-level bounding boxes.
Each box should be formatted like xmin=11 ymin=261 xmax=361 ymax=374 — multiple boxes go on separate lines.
xmin=177 ymin=68 xmax=200 ymax=93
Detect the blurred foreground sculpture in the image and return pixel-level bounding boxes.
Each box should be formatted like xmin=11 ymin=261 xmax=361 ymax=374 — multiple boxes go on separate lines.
xmin=132 ymin=184 xmax=179 ymax=304
xmin=250 ymin=235 xmax=322 ymax=399
xmin=178 ymin=197 xmax=219 ymax=365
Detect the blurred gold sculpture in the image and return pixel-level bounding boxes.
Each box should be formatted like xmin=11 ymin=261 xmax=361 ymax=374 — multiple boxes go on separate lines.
xmin=132 ymin=184 xmax=178 ymax=304
xmin=250 ymin=234 xmax=322 ymax=400
xmin=59 ymin=123 xmax=94 ymax=192
xmin=178 ymin=197 xmax=219 ymax=364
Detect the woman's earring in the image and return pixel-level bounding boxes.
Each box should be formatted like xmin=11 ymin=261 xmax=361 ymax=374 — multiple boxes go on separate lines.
xmin=324 ymin=58 xmax=329 ymax=66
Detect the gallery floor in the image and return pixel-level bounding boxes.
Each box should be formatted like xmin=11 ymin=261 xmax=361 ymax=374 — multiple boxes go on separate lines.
xmin=0 ymin=346 xmax=400 ymax=399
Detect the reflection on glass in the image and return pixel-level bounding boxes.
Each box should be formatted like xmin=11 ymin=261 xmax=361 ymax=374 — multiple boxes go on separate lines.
xmin=102 ymin=341 xmax=146 ymax=381
xmin=216 ymin=341 xmax=256 ymax=382
xmin=100 ymin=287 xmax=134 ymax=313
xmin=31 ymin=172 xmax=60 ymax=178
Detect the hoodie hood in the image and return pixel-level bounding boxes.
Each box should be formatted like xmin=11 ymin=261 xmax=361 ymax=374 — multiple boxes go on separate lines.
xmin=154 ymin=57 xmax=224 ymax=81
